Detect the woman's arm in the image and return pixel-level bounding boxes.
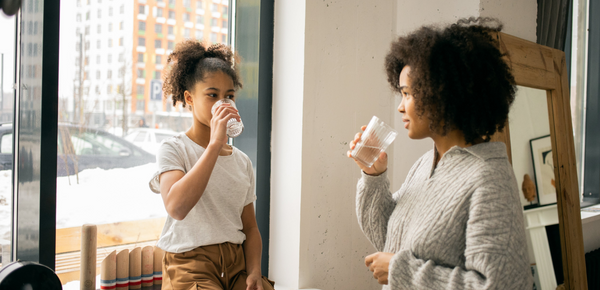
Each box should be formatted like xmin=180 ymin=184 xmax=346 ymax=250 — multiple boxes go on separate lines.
xmin=241 ymin=203 xmax=263 ymax=287
xmin=356 ymin=171 xmax=396 ymax=251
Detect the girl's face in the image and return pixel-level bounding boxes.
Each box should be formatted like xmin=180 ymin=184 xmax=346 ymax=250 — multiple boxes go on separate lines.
xmin=397 ymin=66 xmax=431 ymax=140
xmin=185 ymin=71 xmax=236 ymax=128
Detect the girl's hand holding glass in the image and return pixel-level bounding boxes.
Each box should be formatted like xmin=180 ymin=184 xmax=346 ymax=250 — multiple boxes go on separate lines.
xmin=210 ymin=103 xmax=240 ymax=146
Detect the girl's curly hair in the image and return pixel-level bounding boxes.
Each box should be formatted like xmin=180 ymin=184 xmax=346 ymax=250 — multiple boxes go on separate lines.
xmin=385 ymin=17 xmax=516 ymax=144
xmin=163 ymin=40 xmax=242 ymax=108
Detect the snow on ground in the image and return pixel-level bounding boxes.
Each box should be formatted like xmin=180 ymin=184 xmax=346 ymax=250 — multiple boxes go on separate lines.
xmin=0 ymin=163 xmax=167 ymax=243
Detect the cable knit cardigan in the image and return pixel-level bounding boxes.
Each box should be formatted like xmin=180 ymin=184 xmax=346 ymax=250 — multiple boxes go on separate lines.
xmin=356 ymin=142 xmax=531 ymax=290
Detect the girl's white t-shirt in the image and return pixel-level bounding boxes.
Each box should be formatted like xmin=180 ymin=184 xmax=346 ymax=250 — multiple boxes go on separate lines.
xmin=149 ymin=133 xmax=256 ymax=253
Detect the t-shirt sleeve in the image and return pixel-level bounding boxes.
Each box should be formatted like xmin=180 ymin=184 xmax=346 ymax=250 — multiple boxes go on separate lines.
xmin=244 ymin=159 xmax=257 ymax=206
xmin=149 ymin=141 xmax=186 ymax=193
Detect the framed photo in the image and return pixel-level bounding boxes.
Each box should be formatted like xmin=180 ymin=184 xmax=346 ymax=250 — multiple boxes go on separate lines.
xmin=530 ymin=135 xmax=556 ymax=206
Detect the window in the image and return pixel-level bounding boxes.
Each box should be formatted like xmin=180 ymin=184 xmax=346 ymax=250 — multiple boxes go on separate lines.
xmin=119 ymin=52 xmax=124 ymax=62
xmin=76 ymin=13 xmax=81 ymax=22
xmin=138 ymin=37 xmax=146 ymax=47
xmin=139 ymin=21 xmax=146 ymax=31
xmin=137 ymin=69 xmax=144 ymax=78
xmin=156 ymin=55 xmax=162 ymax=64
xmin=70 ymin=132 xmax=131 ymax=156
xmin=195 ymin=29 xmax=203 ymax=40
xmin=137 ymin=85 xmax=145 ymax=94
xmin=96 ymin=40 xmax=101 ymax=49
xmin=96 ymin=55 xmax=101 ymax=64
xmin=155 ymin=71 xmax=161 ymax=80
xmin=211 ymin=3 xmax=217 ymax=12
xmin=136 ymin=100 xmax=145 ymax=112
xmin=109 ymin=23 xmax=113 ymax=32
xmin=155 ymin=39 xmax=162 ymax=48
xmin=155 ymin=24 xmax=163 ymax=33
xmin=169 ymin=0 xmax=175 ymax=6
xmin=157 ymin=8 xmax=163 ymax=17
xmin=168 ymin=41 xmax=174 ymax=49
xmin=196 ymin=0 xmax=203 ymax=9
xmin=120 ymin=21 xmax=124 ymax=30
xmin=222 ymin=6 xmax=227 ymax=15
xmin=138 ymin=53 xmax=144 ymax=63
xmin=97 ymin=9 xmax=101 ymax=18
xmin=119 ymin=37 xmax=123 ymax=46
xmin=107 ymin=70 xmax=112 ymax=79
xmin=184 ymin=0 xmax=191 ymax=9
xmin=96 ymin=70 xmax=101 ymax=79
xmin=168 ymin=26 xmax=174 ymax=35
xmin=184 ymin=28 xmax=190 ymax=38
xmin=222 ymin=19 xmax=227 ymax=29
xmin=196 ymin=15 xmax=204 ymax=25
xmin=221 ymin=34 xmax=226 ymax=44
xmin=85 ymin=26 xmax=90 ymax=35
xmin=108 ymin=39 xmax=113 ymax=47
xmin=184 ymin=13 xmax=190 ymax=22
xmin=108 ymin=54 xmax=112 ymax=63
xmin=139 ymin=5 xmax=145 ymax=15
xmin=211 ymin=18 xmax=217 ymax=27
xmin=97 ymin=24 xmax=101 ymax=33
xmin=86 ymin=11 xmax=90 ymax=20
xmin=210 ymin=32 xmax=216 ymax=43
xmin=109 ymin=7 xmax=113 ymax=16
xmin=120 ymin=4 xmax=124 ymax=14
xmin=168 ymin=10 xmax=175 ymax=19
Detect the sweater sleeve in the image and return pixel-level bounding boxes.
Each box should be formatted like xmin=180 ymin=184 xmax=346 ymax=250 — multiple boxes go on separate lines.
xmin=387 ymin=176 xmax=531 ymax=290
xmin=355 ymin=171 xmax=397 ymax=251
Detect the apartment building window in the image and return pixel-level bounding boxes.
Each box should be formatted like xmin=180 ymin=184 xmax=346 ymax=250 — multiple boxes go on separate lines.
xmin=168 ymin=10 xmax=175 ymax=19
xmin=107 ymin=70 xmax=112 ymax=79
xmin=196 ymin=15 xmax=204 ymax=25
xmin=96 ymin=40 xmax=101 ymax=49
xmin=108 ymin=54 xmax=112 ymax=63
xmin=156 ymin=55 xmax=162 ymax=64
xmin=119 ymin=37 xmax=123 ymax=46
xmin=211 ymin=3 xmax=217 ymax=12
xmin=195 ymin=29 xmax=203 ymax=40
xmin=137 ymin=69 xmax=144 ymax=79
xmin=109 ymin=23 xmax=113 ymax=32
xmin=97 ymin=9 xmax=101 ymax=18
xmin=222 ymin=6 xmax=227 ymax=15
xmin=168 ymin=41 xmax=174 ymax=50
xmin=157 ymin=8 xmax=163 ymax=17
xmin=184 ymin=28 xmax=190 ymax=38
xmin=221 ymin=34 xmax=226 ymax=44
xmin=85 ymin=26 xmax=90 ymax=35
xmin=137 ymin=85 xmax=145 ymax=95
xmin=76 ymin=14 xmax=81 ymax=22
xmin=86 ymin=11 xmax=90 ymax=20
xmin=107 ymin=85 xmax=112 ymax=94
xmin=183 ymin=13 xmax=190 ymax=22
xmin=85 ymin=41 xmax=90 ymax=50
xmin=139 ymin=21 xmax=146 ymax=31
xmin=184 ymin=0 xmax=191 ymax=9
xmin=97 ymin=24 xmax=101 ymax=33
xmin=210 ymin=32 xmax=216 ymax=43
xmin=196 ymin=0 xmax=203 ymax=9
xmin=96 ymin=55 xmax=101 ymax=64
xmin=139 ymin=5 xmax=145 ymax=15
xmin=168 ymin=26 xmax=174 ymax=35
xmin=120 ymin=21 xmax=124 ymax=30
xmin=155 ymin=40 xmax=162 ymax=48
xmin=169 ymin=0 xmax=175 ymax=6
xmin=155 ymin=24 xmax=163 ymax=33
xmin=96 ymin=71 xmax=101 ymax=79
xmin=211 ymin=18 xmax=217 ymax=27
xmin=222 ymin=19 xmax=227 ymax=29
xmin=120 ymin=4 xmax=124 ymax=14
xmin=138 ymin=53 xmax=144 ymax=63
xmin=109 ymin=7 xmax=113 ymax=16
xmin=136 ymin=100 xmax=145 ymax=112
xmin=138 ymin=37 xmax=146 ymax=47
xmin=155 ymin=71 xmax=161 ymax=80
xmin=108 ymin=39 xmax=113 ymax=47
xmin=119 ymin=52 xmax=124 ymax=62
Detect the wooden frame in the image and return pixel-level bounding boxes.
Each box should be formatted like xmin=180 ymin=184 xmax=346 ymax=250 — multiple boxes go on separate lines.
xmin=490 ymin=32 xmax=587 ymax=289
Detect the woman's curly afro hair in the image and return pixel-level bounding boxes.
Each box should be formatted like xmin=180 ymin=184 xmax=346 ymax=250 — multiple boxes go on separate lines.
xmin=163 ymin=40 xmax=242 ymax=108
xmin=385 ymin=17 xmax=516 ymax=144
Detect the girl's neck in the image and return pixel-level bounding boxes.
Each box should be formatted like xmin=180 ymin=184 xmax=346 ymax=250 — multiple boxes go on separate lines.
xmin=185 ymin=120 xmax=211 ymax=148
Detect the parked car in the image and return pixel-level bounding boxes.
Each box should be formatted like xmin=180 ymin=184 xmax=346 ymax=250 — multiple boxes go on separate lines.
xmin=0 ymin=123 xmax=156 ymax=176
xmin=125 ymin=128 xmax=178 ymax=155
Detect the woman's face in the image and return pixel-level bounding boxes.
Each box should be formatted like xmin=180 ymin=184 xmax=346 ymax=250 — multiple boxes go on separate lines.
xmin=398 ymin=66 xmax=431 ymax=139
xmin=185 ymin=71 xmax=236 ymax=128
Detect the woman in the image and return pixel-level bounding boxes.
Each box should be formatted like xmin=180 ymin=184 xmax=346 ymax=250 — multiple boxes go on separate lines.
xmin=348 ymin=18 xmax=531 ymax=289
xmin=149 ymin=40 xmax=274 ymax=290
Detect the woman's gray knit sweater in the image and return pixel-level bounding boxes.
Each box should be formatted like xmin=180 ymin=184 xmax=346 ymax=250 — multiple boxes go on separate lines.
xmin=356 ymin=142 xmax=531 ymax=290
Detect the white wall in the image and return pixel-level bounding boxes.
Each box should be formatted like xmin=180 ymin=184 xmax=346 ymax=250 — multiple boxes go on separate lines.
xmin=270 ymin=1 xmax=538 ymax=290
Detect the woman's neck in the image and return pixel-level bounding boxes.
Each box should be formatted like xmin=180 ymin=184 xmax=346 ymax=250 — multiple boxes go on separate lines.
xmin=185 ymin=120 xmax=211 ymax=148
xmin=431 ymin=130 xmax=473 ymax=164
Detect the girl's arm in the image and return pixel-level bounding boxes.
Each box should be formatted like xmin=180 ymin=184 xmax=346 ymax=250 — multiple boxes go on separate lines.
xmin=241 ymin=203 xmax=263 ymax=281
xmin=159 ymin=104 xmax=239 ymax=220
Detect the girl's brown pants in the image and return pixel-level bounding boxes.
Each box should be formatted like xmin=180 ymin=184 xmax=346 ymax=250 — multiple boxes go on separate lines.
xmin=162 ymin=242 xmax=275 ymax=290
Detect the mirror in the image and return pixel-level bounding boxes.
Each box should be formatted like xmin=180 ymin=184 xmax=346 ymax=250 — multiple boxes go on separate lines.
xmin=491 ymin=32 xmax=587 ymax=290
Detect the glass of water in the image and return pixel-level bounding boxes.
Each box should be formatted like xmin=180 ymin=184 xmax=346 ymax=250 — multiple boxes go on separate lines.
xmin=211 ymin=99 xmax=244 ymax=138
xmin=351 ymin=116 xmax=397 ymax=167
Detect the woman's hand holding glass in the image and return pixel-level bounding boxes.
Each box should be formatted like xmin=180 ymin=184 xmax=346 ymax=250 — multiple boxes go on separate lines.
xmin=347 ymin=125 xmax=388 ymax=176
xmin=210 ymin=103 xmax=240 ymax=147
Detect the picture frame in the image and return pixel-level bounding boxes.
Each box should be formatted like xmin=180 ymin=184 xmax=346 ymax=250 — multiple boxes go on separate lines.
xmin=530 ymin=135 xmax=557 ymax=206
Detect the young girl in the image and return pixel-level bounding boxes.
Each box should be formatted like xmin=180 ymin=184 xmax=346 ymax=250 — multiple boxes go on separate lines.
xmin=149 ymin=40 xmax=274 ymax=290
xmin=348 ymin=18 xmax=531 ymax=289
